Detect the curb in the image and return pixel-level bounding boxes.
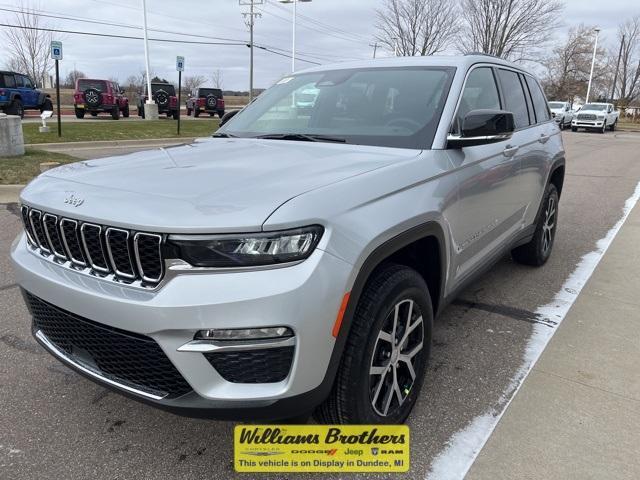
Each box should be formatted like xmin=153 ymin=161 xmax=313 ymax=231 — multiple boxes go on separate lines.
xmin=0 ymin=185 xmax=24 ymax=204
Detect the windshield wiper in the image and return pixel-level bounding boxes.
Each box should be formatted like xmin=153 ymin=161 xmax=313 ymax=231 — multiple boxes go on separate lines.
xmin=212 ymin=132 xmax=237 ymax=138
xmin=254 ymin=133 xmax=346 ymax=143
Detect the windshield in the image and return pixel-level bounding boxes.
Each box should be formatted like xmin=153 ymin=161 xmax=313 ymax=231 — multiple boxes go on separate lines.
xmin=548 ymin=102 xmax=565 ymax=109
xmin=78 ymin=79 xmax=107 ymax=92
xmin=151 ymin=84 xmax=176 ymax=96
xmin=583 ymin=104 xmax=607 ymax=111
xmin=219 ymin=66 xmax=455 ymax=149
xmin=199 ymin=88 xmax=222 ymax=97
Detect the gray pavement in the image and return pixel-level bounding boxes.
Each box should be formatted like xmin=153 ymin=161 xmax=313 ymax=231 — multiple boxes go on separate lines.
xmin=468 ymin=199 xmax=640 ymax=480
xmin=1 ymin=131 xmax=640 ymax=479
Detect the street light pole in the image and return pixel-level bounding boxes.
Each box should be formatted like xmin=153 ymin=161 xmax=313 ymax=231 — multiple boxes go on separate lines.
xmin=586 ymin=28 xmax=600 ymax=104
xmin=141 ymin=0 xmax=153 ymax=105
xmin=279 ymin=0 xmax=311 ymax=73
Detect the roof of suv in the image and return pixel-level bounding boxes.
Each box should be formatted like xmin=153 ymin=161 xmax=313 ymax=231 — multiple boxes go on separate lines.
xmin=296 ymin=54 xmax=529 ymax=76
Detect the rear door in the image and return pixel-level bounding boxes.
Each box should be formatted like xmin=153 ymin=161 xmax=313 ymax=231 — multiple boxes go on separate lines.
xmin=18 ymin=75 xmax=38 ymax=107
xmin=446 ymin=66 xmax=527 ymax=287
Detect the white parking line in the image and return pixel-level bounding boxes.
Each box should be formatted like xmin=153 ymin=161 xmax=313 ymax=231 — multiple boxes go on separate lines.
xmin=426 ymin=180 xmax=640 ymax=480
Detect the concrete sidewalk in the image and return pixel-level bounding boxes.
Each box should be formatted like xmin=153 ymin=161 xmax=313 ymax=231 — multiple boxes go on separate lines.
xmin=467 ymin=203 xmax=640 ymax=479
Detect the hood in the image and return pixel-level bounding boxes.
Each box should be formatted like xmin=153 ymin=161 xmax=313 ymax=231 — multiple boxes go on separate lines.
xmin=21 ymin=137 xmax=419 ymax=233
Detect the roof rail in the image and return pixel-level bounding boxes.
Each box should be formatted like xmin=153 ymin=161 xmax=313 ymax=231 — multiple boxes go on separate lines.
xmin=464 ymin=52 xmax=503 ymax=59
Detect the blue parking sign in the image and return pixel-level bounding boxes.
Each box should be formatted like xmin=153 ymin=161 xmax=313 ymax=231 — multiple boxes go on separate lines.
xmin=51 ymin=41 xmax=63 ymax=60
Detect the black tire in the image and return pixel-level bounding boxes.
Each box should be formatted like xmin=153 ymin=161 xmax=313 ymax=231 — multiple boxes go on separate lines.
xmin=193 ymin=107 xmax=200 ymax=118
xmin=609 ymin=120 xmax=616 ymax=131
xmin=90 ymin=112 xmax=98 ymax=117
xmin=139 ymin=105 xmax=145 ymax=119
xmin=571 ymin=126 xmax=577 ymax=132
xmin=512 ymin=183 xmax=559 ymax=267
xmin=186 ymin=106 xmax=192 ymax=116
xmin=40 ymin=98 xmax=53 ymax=113
xmin=122 ymin=104 xmax=130 ymax=118
xmin=313 ymin=264 xmax=433 ymax=424
xmin=172 ymin=109 xmax=179 ymax=120
xmin=74 ymin=108 xmax=85 ymax=119
xmin=217 ymin=110 xmax=225 ymax=118
xmin=599 ymin=121 xmax=606 ymax=134
xmin=155 ymin=89 xmax=169 ymax=107
xmin=111 ymin=106 xmax=120 ymax=120
xmin=84 ymin=88 xmax=102 ymax=108
xmin=7 ymin=98 xmax=24 ymax=118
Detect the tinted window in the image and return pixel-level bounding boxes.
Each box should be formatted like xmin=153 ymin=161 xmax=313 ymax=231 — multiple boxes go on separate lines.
xmin=78 ymin=79 xmax=107 ymax=92
xmin=221 ymin=66 xmax=455 ymax=149
xmin=455 ymin=67 xmax=500 ymax=132
xmin=22 ymin=76 xmax=33 ymax=88
xmin=1 ymin=74 xmax=16 ymax=88
xmin=497 ymin=69 xmax=530 ymax=128
xmin=199 ymin=88 xmax=222 ymax=97
xmin=151 ymin=83 xmax=176 ymax=96
xmin=525 ymin=76 xmax=550 ymax=122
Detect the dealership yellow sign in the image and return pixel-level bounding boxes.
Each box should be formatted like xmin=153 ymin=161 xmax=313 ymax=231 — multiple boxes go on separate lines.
xmin=234 ymin=425 xmax=409 ymax=472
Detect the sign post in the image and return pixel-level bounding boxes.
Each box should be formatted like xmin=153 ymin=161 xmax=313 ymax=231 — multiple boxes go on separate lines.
xmin=50 ymin=41 xmax=63 ymax=137
xmin=176 ymin=56 xmax=184 ymax=135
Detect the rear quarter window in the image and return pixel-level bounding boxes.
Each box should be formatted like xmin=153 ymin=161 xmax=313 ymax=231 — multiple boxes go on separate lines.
xmin=525 ymin=76 xmax=551 ymax=123
xmin=496 ymin=69 xmax=531 ymax=129
xmin=1 ymin=74 xmax=16 ymax=88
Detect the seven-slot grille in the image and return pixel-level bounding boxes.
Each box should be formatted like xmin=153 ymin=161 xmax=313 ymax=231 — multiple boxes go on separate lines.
xmin=20 ymin=204 xmax=164 ymax=287
xmin=577 ymin=113 xmax=597 ymax=121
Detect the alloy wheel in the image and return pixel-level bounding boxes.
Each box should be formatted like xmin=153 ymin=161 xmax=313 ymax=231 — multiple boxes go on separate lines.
xmin=369 ymin=299 xmax=424 ymax=417
xmin=542 ymin=195 xmax=556 ymax=254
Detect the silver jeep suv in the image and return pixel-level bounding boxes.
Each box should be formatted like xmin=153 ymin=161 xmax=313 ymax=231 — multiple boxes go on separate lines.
xmin=11 ymin=55 xmax=564 ymax=424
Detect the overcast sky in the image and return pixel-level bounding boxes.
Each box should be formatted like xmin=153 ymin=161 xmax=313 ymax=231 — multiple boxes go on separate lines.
xmin=0 ymin=0 xmax=636 ymax=90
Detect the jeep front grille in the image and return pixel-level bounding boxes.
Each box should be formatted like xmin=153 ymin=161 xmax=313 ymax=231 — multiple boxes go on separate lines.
xmin=20 ymin=204 xmax=164 ymax=288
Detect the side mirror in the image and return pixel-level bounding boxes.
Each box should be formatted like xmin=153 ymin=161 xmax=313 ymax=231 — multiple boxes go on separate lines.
xmin=219 ymin=109 xmax=240 ymax=127
xmin=447 ymin=109 xmax=514 ymax=148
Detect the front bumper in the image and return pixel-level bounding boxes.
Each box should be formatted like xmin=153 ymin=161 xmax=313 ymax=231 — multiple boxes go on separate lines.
xmin=11 ymin=233 xmax=352 ymax=419
xmin=572 ymin=119 xmax=605 ymax=128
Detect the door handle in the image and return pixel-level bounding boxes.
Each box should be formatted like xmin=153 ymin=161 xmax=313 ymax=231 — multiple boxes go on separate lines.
xmin=538 ymin=133 xmax=550 ymax=144
xmin=503 ymin=144 xmax=519 ymax=157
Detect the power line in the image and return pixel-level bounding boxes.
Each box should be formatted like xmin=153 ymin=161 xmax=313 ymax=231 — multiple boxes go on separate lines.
xmin=0 ymin=23 xmax=321 ymax=65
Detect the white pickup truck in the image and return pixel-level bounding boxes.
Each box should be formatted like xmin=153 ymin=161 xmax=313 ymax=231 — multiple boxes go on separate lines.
xmin=571 ymin=102 xmax=619 ymax=133
xmin=548 ymin=101 xmax=573 ymax=129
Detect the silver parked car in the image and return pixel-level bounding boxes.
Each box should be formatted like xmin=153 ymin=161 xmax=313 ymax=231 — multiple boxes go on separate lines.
xmin=12 ymin=55 xmax=565 ymax=424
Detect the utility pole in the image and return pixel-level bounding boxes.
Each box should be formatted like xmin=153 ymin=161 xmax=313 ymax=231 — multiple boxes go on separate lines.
xmin=586 ymin=27 xmax=600 ymax=104
xmin=369 ymin=42 xmax=378 ymax=58
xmin=610 ymin=34 xmax=625 ymax=103
xmin=240 ymin=0 xmax=262 ymax=102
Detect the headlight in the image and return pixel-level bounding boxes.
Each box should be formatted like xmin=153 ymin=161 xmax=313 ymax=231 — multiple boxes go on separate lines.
xmin=166 ymin=225 xmax=324 ymax=268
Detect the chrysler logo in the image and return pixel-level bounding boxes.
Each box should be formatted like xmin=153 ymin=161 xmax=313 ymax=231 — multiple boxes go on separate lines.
xmin=64 ymin=193 xmax=84 ymax=207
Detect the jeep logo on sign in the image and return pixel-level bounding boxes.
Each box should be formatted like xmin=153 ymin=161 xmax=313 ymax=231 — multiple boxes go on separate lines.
xmin=64 ymin=193 xmax=84 ymax=207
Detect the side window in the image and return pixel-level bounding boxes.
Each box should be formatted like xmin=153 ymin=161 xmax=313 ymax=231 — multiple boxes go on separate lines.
xmin=22 ymin=76 xmax=33 ymax=88
xmin=455 ymin=67 xmax=501 ymax=132
xmin=525 ymin=76 xmax=550 ymax=122
xmin=496 ymin=69 xmax=530 ymax=129
xmin=2 ymin=74 xmax=16 ymax=88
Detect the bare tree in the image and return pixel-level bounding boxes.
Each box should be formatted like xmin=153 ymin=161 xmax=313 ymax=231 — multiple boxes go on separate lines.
xmin=211 ymin=69 xmax=224 ymax=89
xmin=3 ymin=2 xmax=54 ymax=87
xmin=458 ymin=0 xmax=563 ymax=61
xmin=542 ymin=25 xmax=606 ymax=103
xmin=183 ymin=75 xmax=207 ymax=92
xmin=612 ymin=16 xmax=640 ymax=104
xmin=63 ymin=69 xmax=86 ymax=88
xmin=375 ymin=0 xmax=459 ymax=56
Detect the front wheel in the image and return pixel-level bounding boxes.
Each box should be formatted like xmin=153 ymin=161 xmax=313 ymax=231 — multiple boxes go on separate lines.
xmin=111 ymin=106 xmax=120 ymax=120
xmin=74 ymin=108 xmax=85 ymax=119
xmin=314 ymin=264 xmax=433 ymax=424
xmin=512 ymin=183 xmax=559 ymax=266
xmin=122 ymin=105 xmax=130 ymax=118
xmin=571 ymin=126 xmax=577 ymax=132
xmin=599 ymin=121 xmax=606 ymax=134
xmin=609 ymin=120 xmax=616 ymax=131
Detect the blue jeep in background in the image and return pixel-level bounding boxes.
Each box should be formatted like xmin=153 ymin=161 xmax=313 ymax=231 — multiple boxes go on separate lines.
xmin=0 ymin=71 xmax=52 ymax=118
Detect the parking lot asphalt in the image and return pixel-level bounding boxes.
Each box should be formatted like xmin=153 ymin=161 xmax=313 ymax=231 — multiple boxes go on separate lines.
xmin=1 ymin=131 xmax=640 ymax=479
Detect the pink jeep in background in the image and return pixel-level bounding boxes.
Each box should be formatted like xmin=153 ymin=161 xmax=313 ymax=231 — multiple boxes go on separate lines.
xmin=73 ymin=79 xmax=130 ymax=120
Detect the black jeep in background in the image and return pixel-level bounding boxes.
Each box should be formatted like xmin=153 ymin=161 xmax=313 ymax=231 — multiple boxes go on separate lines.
xmin=186 ymin=88 xmax=225 ymax=118
xmin=138 ymin=82 xmax=179 ymax=119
